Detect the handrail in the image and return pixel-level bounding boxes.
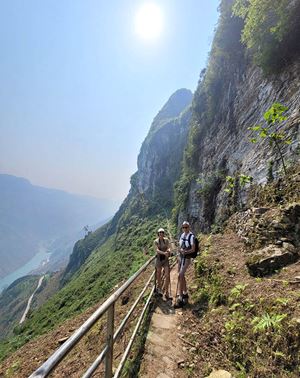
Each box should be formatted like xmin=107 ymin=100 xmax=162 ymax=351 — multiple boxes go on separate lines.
xmin=29 ymin=255 xmax=155 ymax=378
xmin=82 ymin=270 xmax=155 ymax=378
xmin=114 ymin=286 xmax=155 ymax=378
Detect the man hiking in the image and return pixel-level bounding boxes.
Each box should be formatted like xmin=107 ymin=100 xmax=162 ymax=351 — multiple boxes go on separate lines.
xmin=154 ymin=227 xmax=171 ymax=300
xmin=174 ymin=221 xmax=195 ymax=308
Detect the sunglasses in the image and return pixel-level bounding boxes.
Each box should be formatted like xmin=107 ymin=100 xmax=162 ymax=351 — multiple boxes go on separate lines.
xmin=182 ymin=226 xmax=189 ymax=229
xmin=158 ymin=231 xmax=164 ymax=234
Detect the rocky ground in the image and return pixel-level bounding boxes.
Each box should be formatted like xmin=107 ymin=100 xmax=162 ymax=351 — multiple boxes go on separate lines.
xmin=0 ymin=266 xmax=155 ymax=377
xmin=174 ymin=232 xmax=300 ymax=377
xmin=1 ymin=164 xmax=300 ymax=377
xmin=0 ymin=229 xmax=299 ymax=377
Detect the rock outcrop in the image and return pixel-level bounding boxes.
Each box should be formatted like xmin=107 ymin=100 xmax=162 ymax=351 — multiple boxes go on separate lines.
xmin=136 ymin=88 xmax=193 ymax=206
xmin=183 ymin=61 xmax=300 ymax=232
xmin=228 ymin=203 xmax=300 ymax=276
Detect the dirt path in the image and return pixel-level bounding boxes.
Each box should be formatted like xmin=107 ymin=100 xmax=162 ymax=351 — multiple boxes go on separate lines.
xmin=139 ymin=267 xmax=187 ymax=378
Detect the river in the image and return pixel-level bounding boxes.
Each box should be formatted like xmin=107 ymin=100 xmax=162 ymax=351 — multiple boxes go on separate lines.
xmin=0 ymin=247 xmax=51 ymax=293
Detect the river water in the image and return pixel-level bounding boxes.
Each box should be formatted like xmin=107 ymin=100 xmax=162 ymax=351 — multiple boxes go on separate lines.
xmin=0 ymin=248 xmax=51 ymax=293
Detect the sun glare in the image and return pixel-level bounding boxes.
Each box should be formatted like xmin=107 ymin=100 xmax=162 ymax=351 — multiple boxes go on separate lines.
xmin=135 ymin=3 xmax=163 ymax=41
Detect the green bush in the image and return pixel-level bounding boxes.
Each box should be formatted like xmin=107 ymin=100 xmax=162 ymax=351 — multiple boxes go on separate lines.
xmin=233 ymin=0 xmax=300 ymax=73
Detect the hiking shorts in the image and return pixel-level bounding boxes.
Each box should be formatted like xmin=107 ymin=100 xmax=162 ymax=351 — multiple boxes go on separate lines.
xmin=178 ymin=256 xmax=191 ymax=276
xmin=155 ymin=256 xmax=170 ymax=269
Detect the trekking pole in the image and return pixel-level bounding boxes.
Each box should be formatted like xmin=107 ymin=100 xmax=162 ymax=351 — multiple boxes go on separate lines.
xmin=169 ymin=267 xmax=172 ymax=298
xmin=154 ymin=266 xmax=157 ymax=294
xmin=174 ymin=254 xmax=182 ymax=305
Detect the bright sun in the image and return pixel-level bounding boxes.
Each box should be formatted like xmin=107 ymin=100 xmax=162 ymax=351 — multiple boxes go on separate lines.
xmin=134 ymin=3 xmax=163 ymax=41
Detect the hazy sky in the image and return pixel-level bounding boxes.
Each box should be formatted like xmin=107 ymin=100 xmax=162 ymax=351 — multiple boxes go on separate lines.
xmin=0 ymin=0 xmax=220 ymax=202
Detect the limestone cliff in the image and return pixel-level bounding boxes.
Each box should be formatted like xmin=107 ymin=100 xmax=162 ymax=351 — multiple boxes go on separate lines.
xmin=107 ymin=88 xmax=192 ymax=234
xmin=136 ymin=89 xmax=193 ymax=206
xmin=176 ymin=2 xmax=300 ymax=232
xmin=64 ymin=89 xmax=192 ymax=279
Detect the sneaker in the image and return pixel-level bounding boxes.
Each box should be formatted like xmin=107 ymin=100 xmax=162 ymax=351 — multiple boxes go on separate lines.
xmin=182 ymin=293 xmax=189 ymax=304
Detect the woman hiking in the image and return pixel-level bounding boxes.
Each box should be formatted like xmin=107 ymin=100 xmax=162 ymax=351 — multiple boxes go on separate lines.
xmin=154 ymin=227 xmax=171 ymax=300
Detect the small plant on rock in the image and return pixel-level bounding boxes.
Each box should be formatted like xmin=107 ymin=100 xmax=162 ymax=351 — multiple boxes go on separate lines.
xmin=249 ymin=103 xmax=291 ymax=175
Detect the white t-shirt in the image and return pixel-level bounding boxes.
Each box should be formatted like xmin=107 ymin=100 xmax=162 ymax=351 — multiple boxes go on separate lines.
xmin=179 ymin=232 xmax=195 ymax=250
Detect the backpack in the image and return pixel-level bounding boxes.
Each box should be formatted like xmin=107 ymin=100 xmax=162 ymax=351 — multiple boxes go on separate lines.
xmin=186 ymin=233 xmax=199 ymax=259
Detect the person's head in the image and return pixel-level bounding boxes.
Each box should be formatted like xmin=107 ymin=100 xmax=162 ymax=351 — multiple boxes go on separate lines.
xmin=182 ymin=221 xmax=190 ymax=233
xmin=157 ymin=227 xmax=165 ymax=238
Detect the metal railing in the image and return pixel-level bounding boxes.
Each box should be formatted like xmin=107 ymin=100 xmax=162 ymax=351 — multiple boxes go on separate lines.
xmin=29 ymin=256 xmax=156 ymax=378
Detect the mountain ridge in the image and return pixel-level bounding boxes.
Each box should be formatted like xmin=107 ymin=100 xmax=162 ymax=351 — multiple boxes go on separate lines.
xmin=0 ymin=1 xmax=300 ymax=375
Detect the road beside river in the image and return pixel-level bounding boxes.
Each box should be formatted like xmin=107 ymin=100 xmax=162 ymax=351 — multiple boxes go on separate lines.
xmin=19 ymin=275 xmax=45 ymax=324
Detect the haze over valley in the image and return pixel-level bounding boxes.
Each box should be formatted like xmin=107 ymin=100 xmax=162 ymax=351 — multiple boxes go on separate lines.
xmin=0 ymin=174 xmax=117 ymax=290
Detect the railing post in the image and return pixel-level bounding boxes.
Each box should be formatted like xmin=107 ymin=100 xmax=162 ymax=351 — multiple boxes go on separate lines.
xmin=105 ymin=303 xmax=115 ymax=378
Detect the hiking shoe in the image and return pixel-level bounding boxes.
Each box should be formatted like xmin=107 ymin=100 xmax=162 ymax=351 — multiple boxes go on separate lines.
xmin=155 ymin=288 xmax=163 ymax=297
xmin=174 ymin=298 xmax=184 ymax=309
xmin=182 ymin=293 xmax=189 ymax=304
xmin=164 ymin=293 xmax=172 ymax=301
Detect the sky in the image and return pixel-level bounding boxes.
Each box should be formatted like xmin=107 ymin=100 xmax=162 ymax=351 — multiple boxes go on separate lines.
xmin=0 ymin=0 xmax=220 ymax=202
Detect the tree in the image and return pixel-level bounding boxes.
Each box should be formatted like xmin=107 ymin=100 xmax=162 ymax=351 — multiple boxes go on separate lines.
xmin=233 ymin=0 xmax=300 ymax=73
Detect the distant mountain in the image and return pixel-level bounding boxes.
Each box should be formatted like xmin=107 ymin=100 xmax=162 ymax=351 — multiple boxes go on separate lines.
xmin=0 ymin=174 xmax=118 ymax=278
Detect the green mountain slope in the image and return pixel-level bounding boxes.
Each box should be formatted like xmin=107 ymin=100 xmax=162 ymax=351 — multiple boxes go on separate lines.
xmin=1 ymin=1 xmax=300 ymax=373
xmin=0 ymin=89 xmax=192 ymax=361
xmin=0 ymin=276 xmax=39 ymax=341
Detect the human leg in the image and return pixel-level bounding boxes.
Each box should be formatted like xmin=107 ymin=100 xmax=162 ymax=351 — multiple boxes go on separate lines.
xmin=163 ymin=264 xmax=170 ymax=297
xmin=174 ymin=257 xmax=185 ymax=308
xmin=156 ymin=265 xmax=162 ymax=294
xmin=179 ymin=258 xmax=191 ymax=304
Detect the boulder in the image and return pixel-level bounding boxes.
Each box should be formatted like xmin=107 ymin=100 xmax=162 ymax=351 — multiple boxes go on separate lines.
xmin=246 ymin=245 xmax=299 ymax=276
xmin=205 ymin=370 xmax=232 ymax=378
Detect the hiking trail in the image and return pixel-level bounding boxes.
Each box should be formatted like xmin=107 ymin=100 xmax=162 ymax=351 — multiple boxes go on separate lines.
xmin=139 ymin=267 xmax=187 ymax=378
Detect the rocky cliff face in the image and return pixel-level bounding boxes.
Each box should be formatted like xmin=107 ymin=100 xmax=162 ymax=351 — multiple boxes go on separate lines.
xmin=136 ymin=89 xmax=193 ymax=206
xmin=64 ymin=89 xmax=193 ymax=279
xmin=107 ymin=89 xmax=193 ymax=234
xmin=181 ymin=60 xmax=300 ymax=232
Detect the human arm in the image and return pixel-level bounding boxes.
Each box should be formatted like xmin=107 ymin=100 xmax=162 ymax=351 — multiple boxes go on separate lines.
xmin=154 ymin=240 xmax=169 ymax=256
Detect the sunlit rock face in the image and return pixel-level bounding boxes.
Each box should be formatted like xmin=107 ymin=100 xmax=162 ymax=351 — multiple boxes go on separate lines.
xmin=136 ymin=88 xmax=193 ymax=207
xmin=105 ymin=89 xmax=193 ymax=237
xmin=183 ymin=61 xmax=300 ymax=232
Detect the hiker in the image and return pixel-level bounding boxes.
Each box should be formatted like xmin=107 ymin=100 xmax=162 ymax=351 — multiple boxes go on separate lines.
xmin=175 ymin=221 xmax=195 ymax=308
xmin=154 ymin=227 xmax=171 ymax=299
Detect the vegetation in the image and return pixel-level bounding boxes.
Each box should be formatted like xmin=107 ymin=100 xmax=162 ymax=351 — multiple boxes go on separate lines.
xmin=62 ymin=222 xmax=110 ymax=283
xmin=189 ymin=231 xmax=300 ymax=377
xmin=249 ymin=163 xmax=300 ymax=207
xmin=233 ymin=0 xmax=300 ymax=73
xmin=0 ymin=215 xmax=163 ymax=362
xmin=0 ymin=276 xmax=39 ymax=341
xmin=224 ymin=173 xmax=252 ymax=212
xmin=223 ymin=289 xmax=299 ymax=375
xmin=172 ymin=172 xmax=194 ymax=223
xmin=193 ymin=235 xmax=227 ymax=309
xmin=249 ymin=102 xmax=291 ymax=175
xmin=173 ymin=0 xmax=244 ymax=227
